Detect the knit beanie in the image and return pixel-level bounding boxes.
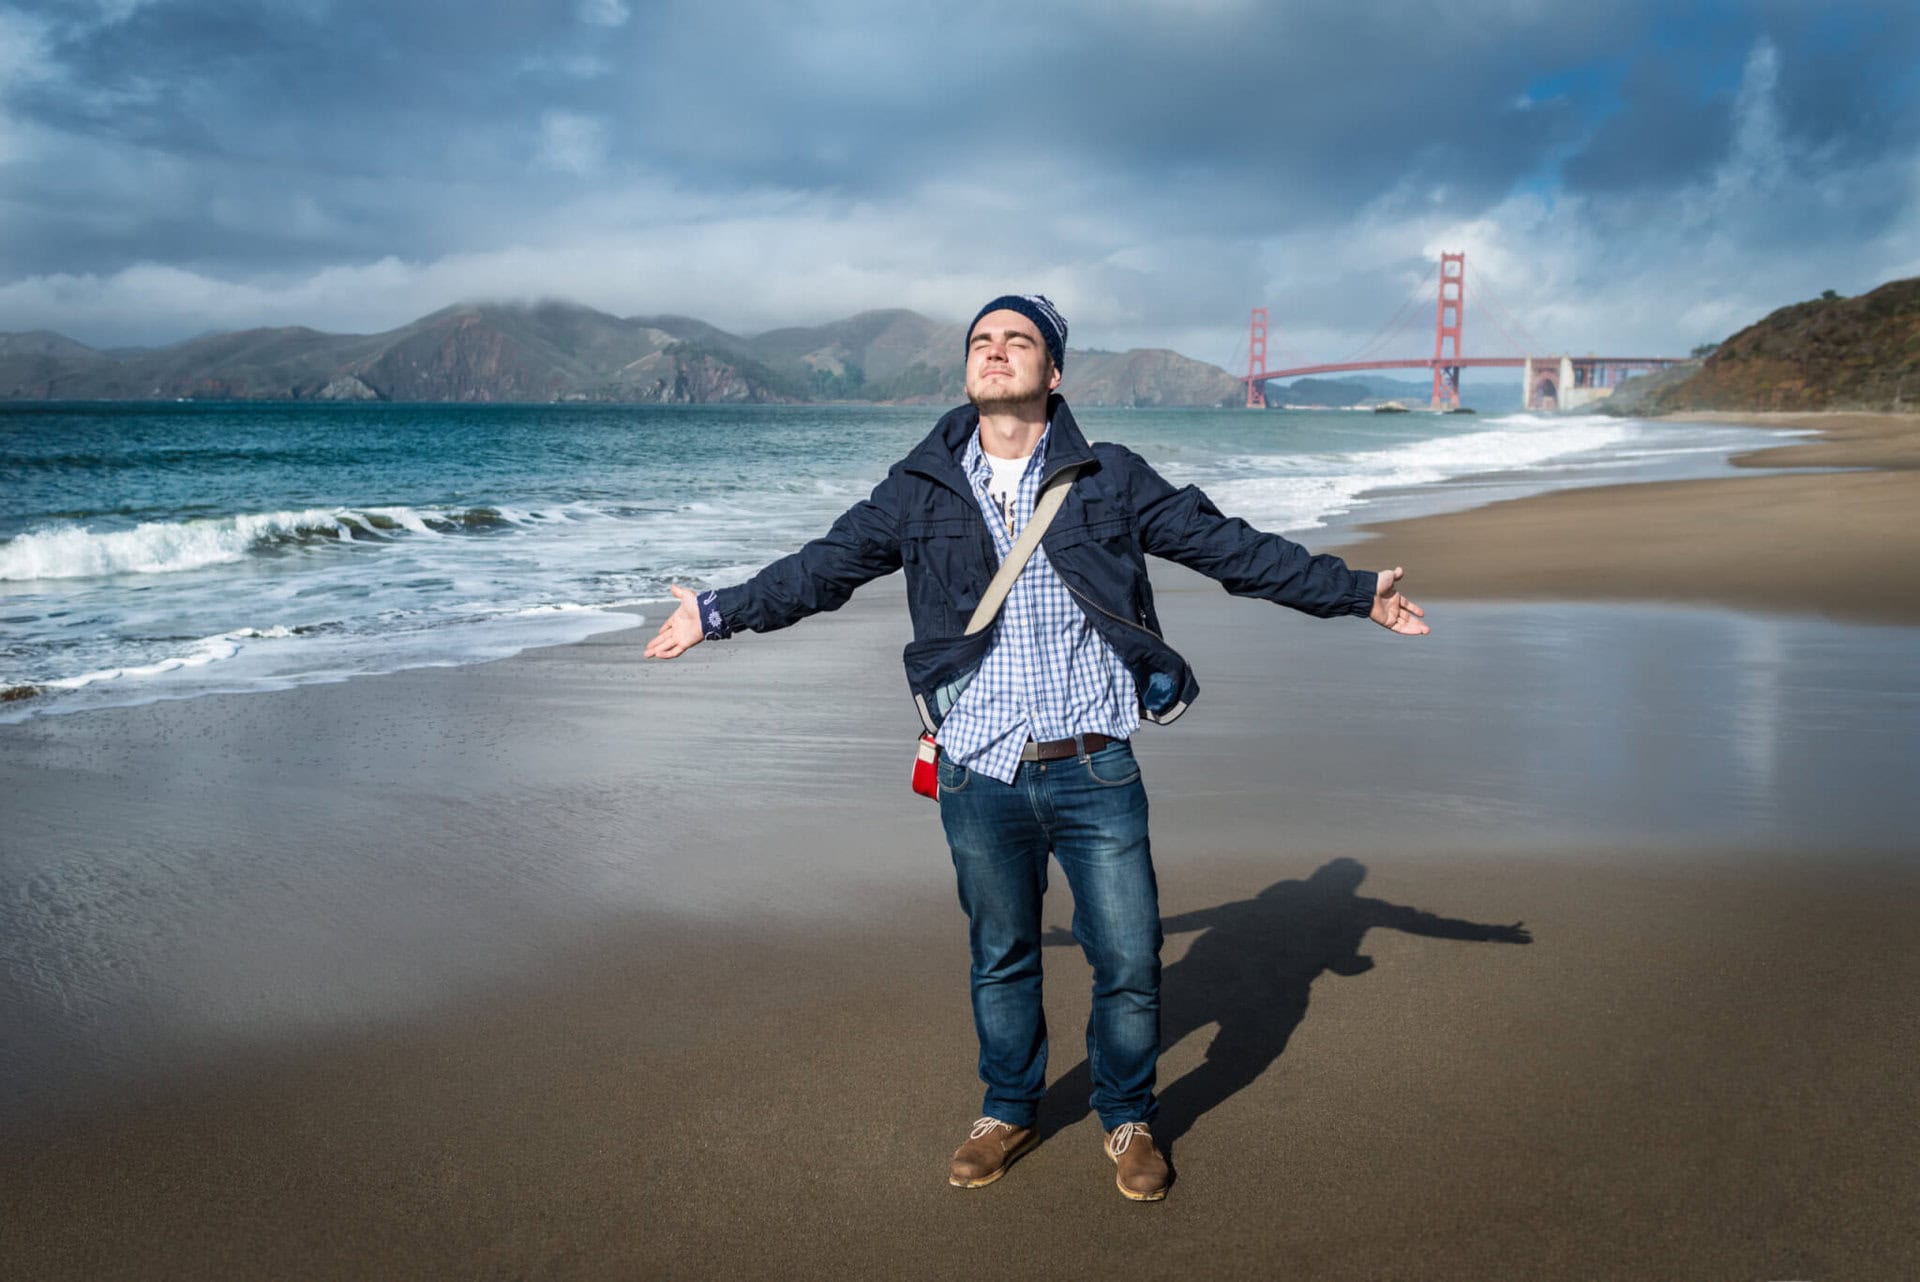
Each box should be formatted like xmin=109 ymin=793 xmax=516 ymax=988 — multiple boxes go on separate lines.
xmin=966 ymin=294 xmax=1068 ymax=372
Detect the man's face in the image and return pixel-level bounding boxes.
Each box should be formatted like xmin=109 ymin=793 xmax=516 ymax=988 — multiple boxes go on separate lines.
xmin=965 ymin=309 xmax=1060 ymax=411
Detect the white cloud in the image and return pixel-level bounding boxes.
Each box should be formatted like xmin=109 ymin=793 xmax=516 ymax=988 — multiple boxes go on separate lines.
xmin=1714 ymin=38 xmax=1787 ymax=204
xmin=577 ymin=0 xmax=630 ymax=27
xmin=87 ymin=0 xmax=160 ymax=23
xmin=536 ymin=110 xmax=607 ymax=175
xmin=520 ymin=51 xmax=611 ymax=79
xmin=0 ymin=8 xmax=53 ymax=89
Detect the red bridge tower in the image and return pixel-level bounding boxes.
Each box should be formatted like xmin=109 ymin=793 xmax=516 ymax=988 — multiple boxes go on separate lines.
xmin=1245 ymin=307 xmax=1268 ymax=408
xmin=1430 ymin=251 xmax=1465 ymax=409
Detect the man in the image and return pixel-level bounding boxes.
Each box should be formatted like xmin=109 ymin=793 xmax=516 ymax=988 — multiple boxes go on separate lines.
xmin=645 ymin=294 xmax=1428 ymax=1202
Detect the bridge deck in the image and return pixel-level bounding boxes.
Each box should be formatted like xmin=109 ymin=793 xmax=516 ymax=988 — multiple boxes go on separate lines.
xmin=1250 ymin=356 xmax=1685 ymax=382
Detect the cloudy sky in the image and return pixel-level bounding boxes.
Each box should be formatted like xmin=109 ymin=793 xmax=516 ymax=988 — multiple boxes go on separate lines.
xmin=1 ymin=0 xmax=1915 ymax=369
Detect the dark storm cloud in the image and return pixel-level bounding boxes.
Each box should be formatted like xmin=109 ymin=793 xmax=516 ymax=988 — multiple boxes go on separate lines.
xmin=0 ymin=0 xmax=1914 ymax=355
xmin=604 ymin=0 xmax=1608 ymax=223
xmin=1562 ymin=2 xmax=1920 ymax=199
xmin=1559 ymin=55 xmax=1735 ymax=194
xmin=6 ymin=0 xmax=1623 ymax=268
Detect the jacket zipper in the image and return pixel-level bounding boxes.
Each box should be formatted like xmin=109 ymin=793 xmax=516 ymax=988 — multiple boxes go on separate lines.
xmin=1061 ymin=577 xmax=1165 ymax=643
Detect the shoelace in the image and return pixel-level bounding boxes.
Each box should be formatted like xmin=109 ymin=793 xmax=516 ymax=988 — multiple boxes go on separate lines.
xmin=968 ymin=1116 xmax=1014 ymax=1140
xmin=1108 ymin=1121 xmax=1150 ymax=1155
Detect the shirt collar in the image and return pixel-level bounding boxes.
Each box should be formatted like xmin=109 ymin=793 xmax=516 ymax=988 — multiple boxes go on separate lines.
xmin=963 ymin=420 xmax=1052 ymax=484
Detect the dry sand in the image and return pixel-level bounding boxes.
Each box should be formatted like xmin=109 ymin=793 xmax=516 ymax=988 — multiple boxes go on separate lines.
xmin=1324 ymin=411 xmax=1920 ymax=625
xmin=3 ymin=412 xmax=1918 ymax=1280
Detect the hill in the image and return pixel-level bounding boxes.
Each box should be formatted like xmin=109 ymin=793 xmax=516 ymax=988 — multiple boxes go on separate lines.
xmin=1061 ymin=348 xmax=1242 ymax=408
xmin=0 ymin=303 xmax=1246 ymax=408
xmin=1638 ymin=277 xmax=1920 ymax=413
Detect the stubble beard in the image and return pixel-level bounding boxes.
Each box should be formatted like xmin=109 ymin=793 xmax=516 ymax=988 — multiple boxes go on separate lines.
xmin=969 ymin=386 xmax=1047 ymax=414
xmin=966 ymin=368 xmax=1053 ymax=415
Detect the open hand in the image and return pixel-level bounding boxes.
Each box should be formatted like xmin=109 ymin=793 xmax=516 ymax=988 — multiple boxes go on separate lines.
xmin=643 ymin=584 xmax=706 ymax=660
xmin=1370 ymin=567 xmax=1429 ymax=635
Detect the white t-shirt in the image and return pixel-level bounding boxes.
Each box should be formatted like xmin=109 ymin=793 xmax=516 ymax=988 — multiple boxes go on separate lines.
xmin=983 ymin=452 xmax=1030 ymax=535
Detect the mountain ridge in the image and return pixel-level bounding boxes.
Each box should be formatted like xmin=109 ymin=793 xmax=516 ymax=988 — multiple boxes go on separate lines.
xmin=0 ymin=302 xmax=1243 ymax=408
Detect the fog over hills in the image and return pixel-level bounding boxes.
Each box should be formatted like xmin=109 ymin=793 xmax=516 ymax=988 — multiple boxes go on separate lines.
xmin=0 ymin=302 xmax=1246 ymax=408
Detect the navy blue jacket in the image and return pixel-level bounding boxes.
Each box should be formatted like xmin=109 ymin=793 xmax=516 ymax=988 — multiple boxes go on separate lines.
xmin=712 ymin=395 xmax=1378 ymax=731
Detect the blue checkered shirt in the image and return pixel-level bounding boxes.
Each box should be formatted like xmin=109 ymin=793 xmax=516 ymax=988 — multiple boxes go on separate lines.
xmin=937 ymin=425 xmax=1139 ymax=784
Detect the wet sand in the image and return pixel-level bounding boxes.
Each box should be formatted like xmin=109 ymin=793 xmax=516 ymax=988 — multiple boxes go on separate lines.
xmin=4 ymin=413 xmax=1918 ymax=1280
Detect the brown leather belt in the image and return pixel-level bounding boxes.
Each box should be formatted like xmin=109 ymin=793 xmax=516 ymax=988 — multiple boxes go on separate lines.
xmin=1020 ymin=733 xmax=1122 ymax=762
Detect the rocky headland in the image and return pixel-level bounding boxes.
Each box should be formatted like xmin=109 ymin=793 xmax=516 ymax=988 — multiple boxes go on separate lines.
xmin=1607 ymin=276 xmax=1918 ymax=415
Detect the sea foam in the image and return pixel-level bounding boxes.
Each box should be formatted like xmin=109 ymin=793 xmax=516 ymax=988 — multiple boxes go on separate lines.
xmin=1204 ymin=415 xmax=1633 ymax=533
xmin=0 ymin=506 xmax=526 ymax=582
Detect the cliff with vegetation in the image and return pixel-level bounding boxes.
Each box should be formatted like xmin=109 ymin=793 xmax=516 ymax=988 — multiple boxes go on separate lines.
xmin=0 ymin=303 xmax=1242 ymax=408
xmin=1059 ymin=348 xmax=1241 ymax=407
xmin=1635 ymin=277 xmax=1920 ymax=413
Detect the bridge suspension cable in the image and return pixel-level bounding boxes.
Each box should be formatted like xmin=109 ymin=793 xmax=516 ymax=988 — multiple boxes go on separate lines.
xmin=1330 ymin=270 xmax=1433 ymax=366
xmin=1469 ymin=266 xmax=1544 ymax=355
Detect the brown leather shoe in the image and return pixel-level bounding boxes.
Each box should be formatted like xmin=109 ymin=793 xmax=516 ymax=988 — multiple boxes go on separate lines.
xmin=1104 ymin=1122 xmax=1169 ymax=1201
xmin=948 ymin=1117 xmax=1037 ymax=1188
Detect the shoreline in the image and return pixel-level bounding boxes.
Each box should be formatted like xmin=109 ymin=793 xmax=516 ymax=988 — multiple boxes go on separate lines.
xmin=1324 ymin=410 xmax=1920 ymax=625
xmin=0 ymin=406 xmax=1840 ymax=728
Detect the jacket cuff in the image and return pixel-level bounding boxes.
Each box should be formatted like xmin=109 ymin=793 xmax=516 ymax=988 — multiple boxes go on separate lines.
xmin=1345 ymin=570 xmax=1379 ymax=618
xmin=696 ymin=589 xmax=732 ymax=641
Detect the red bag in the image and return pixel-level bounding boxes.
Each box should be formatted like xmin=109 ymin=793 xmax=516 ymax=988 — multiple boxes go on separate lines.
xmin=911 ymin=732 xmax=940 ymax=800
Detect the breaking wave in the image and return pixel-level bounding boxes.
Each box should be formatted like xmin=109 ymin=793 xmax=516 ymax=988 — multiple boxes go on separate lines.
xmin=1201 ymin=415 xmax=1635 ymax=533
xmin=0 ymin=506 xmax=532 ymax=582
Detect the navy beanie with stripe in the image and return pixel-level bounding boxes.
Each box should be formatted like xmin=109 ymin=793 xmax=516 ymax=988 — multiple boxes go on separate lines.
xmin=967 ymin=294 xmax=1068 ymax=372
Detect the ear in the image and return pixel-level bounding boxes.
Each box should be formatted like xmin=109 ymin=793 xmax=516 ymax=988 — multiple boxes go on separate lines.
xmin=1047 ymin=361 xmax=1062 ymax=392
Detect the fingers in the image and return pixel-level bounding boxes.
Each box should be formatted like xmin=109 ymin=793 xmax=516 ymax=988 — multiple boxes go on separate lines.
xmin=1386 ymin=595 xmax=1431 ymax=635
xmin=645 ymin=585 xmax=701 ymax=660
xmin=1373 ymin=569 xmax=1430 ymax=636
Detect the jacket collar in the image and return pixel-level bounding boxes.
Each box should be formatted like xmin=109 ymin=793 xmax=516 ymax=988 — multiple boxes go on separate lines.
xmin=903 ymin=393 xmax=1095 ymax=495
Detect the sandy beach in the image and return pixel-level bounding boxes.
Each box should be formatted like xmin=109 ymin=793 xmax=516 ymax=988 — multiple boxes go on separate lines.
xmin=1322 ymin=411 xmax=1920 ymax=625
xmin=4 ymin=413 xmax=1918 ymax=1280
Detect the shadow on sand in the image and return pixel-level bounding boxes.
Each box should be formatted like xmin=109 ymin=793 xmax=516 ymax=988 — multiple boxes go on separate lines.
xmin=1037 ymin=857 xmax=1530 ymax=1147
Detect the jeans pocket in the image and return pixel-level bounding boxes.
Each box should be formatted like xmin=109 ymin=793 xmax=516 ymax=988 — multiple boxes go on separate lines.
xmin=938 ymin=753 xmax=972 ymax=794
xmin=1083 ymin=743 xmax=1140 ymax=787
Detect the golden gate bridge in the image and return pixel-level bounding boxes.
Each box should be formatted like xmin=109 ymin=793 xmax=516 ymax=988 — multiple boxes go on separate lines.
xmin=1243 ymin=252 xmax=1685 ymax=411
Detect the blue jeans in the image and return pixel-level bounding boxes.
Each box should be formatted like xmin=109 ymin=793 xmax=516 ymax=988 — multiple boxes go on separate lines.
xmin=937 ymin=741 xmax=1161 ymax=1132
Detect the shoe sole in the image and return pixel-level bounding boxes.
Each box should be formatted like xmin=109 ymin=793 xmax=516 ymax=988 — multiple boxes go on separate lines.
xmin=1108 ymin=1148 xmax=1169 ymax=1202
xmin=948 ymin=1130 xmax=1039 ymax=1188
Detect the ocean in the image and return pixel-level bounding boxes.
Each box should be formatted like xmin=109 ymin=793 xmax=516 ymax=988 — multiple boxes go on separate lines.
xmin=0 ymin=400 xmax=1786 ymax=723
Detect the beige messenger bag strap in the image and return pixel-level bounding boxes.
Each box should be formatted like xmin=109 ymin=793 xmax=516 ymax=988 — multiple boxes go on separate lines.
xmin=962 ymin=463 xmax=1082 ymax=636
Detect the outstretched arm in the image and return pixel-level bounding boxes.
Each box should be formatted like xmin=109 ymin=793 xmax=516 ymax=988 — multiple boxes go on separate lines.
xmin=644 ymin=584 xmax=706 ymax=660
xmin=1369 ymin=566 xmax=1430 ymax=636
xmin=643 ymin=475 xmax=904 ymax=660
xmin=1128 ymin=450 xmax=1427 ymax=635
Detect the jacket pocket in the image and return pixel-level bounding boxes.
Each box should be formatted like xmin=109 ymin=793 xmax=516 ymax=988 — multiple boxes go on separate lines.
xmin=1044 ymin=513 xmax=1134 ymax=552
xmin=903 ymin=629 xmax=995 ymax=732
xmin=902 ymin=516 xmax=990 ymax=606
